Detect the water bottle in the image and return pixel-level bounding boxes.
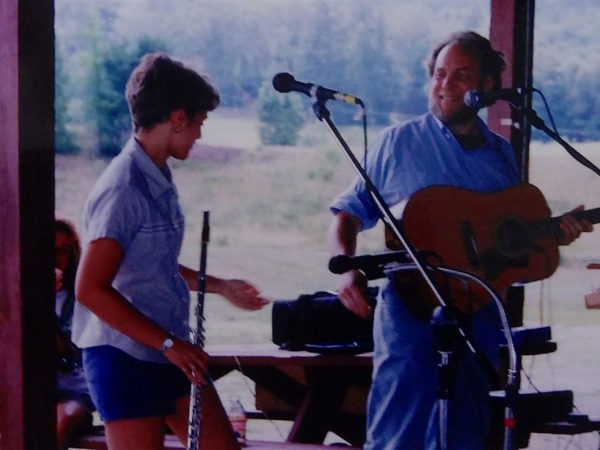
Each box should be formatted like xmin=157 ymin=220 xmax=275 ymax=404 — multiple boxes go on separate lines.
xmin=226 ymin=396 xmax=247 ymax=444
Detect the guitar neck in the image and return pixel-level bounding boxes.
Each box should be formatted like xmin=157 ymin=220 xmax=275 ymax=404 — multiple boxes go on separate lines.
xmin=573 ymin=207 xmax=600 ymax=225
xmin=535 ymin=207 xmax=600 ymax=239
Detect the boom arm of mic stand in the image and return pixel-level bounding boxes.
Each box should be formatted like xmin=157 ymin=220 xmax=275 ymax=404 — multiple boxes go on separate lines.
xmin=518 ymin=107 xmax=600 ymax=177
xmin=383 ymin=263 xmax=519 ymax=450
xmin=311 ymin=99 xmax=449 ymax=310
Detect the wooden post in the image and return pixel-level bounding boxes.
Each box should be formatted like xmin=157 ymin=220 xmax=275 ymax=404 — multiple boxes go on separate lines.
xmin=489 ymin=0 xmax=535 ymax=182
xmin=488 ymin=0 xmax=536 ymax=329
xmin=0 ymin=0 xmax=57 ymax=448
xmin=0 ymin=2 xmax=25 ymax=448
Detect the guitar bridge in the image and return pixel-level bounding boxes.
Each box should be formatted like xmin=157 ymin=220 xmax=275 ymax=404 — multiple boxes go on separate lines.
xmin=461 ymin=221 xmax=481 ymax=269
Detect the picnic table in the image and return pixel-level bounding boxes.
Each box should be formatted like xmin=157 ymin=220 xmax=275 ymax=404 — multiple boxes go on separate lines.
xmin=207 ymin=343 xmax=372 ymax=447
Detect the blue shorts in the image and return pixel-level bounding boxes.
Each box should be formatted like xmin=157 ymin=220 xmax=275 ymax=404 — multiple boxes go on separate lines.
xmin=83 ymin=345 xmax=190 ymax=422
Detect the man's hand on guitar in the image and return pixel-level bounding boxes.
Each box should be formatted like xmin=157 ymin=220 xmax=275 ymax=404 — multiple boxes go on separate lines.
xmin=558 ymin=205 xmax=594 ymax=245
xmin=337 ymin=269 xmax=372 ymax=318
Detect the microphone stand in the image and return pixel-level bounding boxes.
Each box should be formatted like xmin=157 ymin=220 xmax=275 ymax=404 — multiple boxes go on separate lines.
xmin=381 ymin=264 xmax=519 ymax=450
xmin=311 ymin=99 xmax=518 ymax=450
xmin=431 ymin=304 xmax=458 ymax=450
xmin=515 ymin=106 xmax=600 ymax=177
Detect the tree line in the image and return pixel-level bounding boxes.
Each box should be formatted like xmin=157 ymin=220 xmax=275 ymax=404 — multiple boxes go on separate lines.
xmin=55 ymin=0 xmax=600 ymax=157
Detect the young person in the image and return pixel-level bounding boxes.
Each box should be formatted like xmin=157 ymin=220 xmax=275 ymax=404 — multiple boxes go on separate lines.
xmin=73 ymin=53 xmax=269 ymax=450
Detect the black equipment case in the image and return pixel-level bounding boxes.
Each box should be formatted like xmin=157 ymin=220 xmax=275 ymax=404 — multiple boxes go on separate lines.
xmin=271 ymin=287 xmax=378 ymax=353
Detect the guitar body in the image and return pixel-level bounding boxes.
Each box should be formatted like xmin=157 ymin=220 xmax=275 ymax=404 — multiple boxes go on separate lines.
xmin=386 ymin=183 xmax=560 ymax=316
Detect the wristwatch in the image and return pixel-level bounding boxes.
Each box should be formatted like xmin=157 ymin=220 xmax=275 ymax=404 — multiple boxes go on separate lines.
xmin=161 ymin=334 xmax=175 ymax=353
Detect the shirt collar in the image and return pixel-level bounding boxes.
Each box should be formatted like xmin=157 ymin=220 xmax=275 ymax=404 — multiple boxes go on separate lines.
xmin=124 ymin=137 xmax=174 ymax=199
xmin=430 ymin=113 xmax=495 ymax=148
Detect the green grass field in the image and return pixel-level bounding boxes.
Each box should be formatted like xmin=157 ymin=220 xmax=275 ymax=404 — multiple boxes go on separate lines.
xmin=57 ymin=109 xmax=600 ymax=447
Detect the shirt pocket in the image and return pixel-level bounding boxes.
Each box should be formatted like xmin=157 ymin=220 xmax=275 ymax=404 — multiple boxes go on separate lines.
xmin=131 ymin=202 xmax=184 ymax=275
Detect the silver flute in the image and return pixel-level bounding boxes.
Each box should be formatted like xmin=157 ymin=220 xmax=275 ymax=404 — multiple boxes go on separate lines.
xmin=187 ymin=210 xmax=210 ymax=450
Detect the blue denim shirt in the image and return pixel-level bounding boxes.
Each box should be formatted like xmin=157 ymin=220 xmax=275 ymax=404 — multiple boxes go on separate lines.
xmin=72 ymin=138 xmax=190 ymax=363
xmin=330 ymin=112 xmax=520 ymax=230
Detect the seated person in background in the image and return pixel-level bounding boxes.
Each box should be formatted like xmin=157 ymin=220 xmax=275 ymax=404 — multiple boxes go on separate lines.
xmin=55 ymin=217 xmax=95 ymax=449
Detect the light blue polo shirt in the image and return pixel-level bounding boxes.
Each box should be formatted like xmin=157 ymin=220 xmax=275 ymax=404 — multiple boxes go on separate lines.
xmin=331 ymin=112 xmax=520 ymax=230
xmin=72 ymin=138 xmax=190 ymax=363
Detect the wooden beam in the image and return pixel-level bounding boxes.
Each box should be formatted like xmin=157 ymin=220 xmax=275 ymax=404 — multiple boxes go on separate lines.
xmin=0 ymin=1 xmax=25 ymax=448
xmin=489 ymin=0 xmax=536 ymax=181
xmin=19 ymin=0 xmax=57 ymax=446
xmin=488 ymin=0 xmax=536 ymax=331
xmin=0 ymin=0 xmax=57 ymax=448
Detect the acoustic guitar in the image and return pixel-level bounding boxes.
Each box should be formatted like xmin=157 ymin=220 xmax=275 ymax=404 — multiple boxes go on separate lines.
xmin=385 ymin=183 xmax=600 ymax=318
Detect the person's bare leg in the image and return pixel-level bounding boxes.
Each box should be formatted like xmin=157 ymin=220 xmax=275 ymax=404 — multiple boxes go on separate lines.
xmin=167 ymin=386 xmax=240 ymax=450
xmin=56 ymin=400 xmax=93 ymax=450
xmin=104 ymin=416 xmax=165 ymax=450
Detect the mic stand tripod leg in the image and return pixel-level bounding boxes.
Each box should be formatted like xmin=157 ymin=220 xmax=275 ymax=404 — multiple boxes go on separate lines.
xmin=383 ymin=265 xmax=518 ymax=450
xmin=431 ymin=305 xmax=459 ymax=450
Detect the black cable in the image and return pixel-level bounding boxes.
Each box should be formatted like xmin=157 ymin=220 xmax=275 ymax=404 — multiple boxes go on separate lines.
xmin=532 ymin=87 xmax=559 ymax=136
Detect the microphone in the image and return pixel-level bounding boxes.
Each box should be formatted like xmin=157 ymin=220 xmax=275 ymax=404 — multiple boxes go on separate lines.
xmin=329 ymin=251 xmax=412 ymax=275
xmin=273 ymin=72 xmax=363 ymax=106
xmin=464 ymin=88 xmax=525 ymax=110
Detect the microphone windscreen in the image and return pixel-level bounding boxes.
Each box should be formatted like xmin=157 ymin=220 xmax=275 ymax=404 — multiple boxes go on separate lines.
xmin=328 ymin=255 xmax=352 ymax=274
xmin=272 ymin=72 xmax=295 ymax=93
xmin=463 ymin=90 xmax=481 ymax=109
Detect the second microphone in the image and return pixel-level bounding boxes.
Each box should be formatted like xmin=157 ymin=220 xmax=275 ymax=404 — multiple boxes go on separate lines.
xmin=272 ymin=72 xmax=364 ymax=106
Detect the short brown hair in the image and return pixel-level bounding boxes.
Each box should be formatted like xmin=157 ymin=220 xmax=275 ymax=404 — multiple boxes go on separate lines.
xmin=55 ymin=217 xmax=81 ymax=291
xmin=426 ymin=31 xmax=506 ymax=89
xmin=125 ymin=53 xmax=220 ymax=131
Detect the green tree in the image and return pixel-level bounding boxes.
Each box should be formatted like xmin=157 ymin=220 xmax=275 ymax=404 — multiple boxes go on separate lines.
xmin=257 ymin=79 xmax=305 ymax=146
xmin=90 ymin=37 xmax=168 ymax=157
xmin=55 ymin=48 xmax=80 ymax=154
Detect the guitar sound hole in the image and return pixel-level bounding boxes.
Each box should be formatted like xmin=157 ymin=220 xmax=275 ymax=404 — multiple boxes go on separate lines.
xmin=494 ymin=217 xmax=533 ymax=257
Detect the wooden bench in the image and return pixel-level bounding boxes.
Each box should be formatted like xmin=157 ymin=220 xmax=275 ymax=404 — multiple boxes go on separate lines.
xmin=70 ymin=427 xmax=359 ymax=449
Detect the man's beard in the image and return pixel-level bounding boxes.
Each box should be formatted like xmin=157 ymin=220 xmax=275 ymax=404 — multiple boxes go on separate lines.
xmin=429 ymin=99 xmax=478 ymax=126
